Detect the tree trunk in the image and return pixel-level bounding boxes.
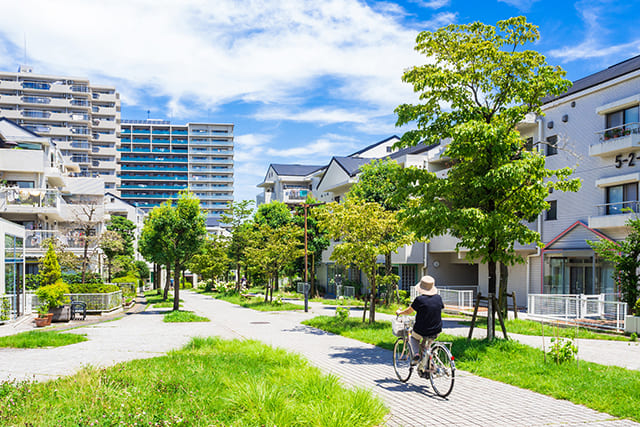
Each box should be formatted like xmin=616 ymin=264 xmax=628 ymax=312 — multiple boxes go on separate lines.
xmin=369 ymin=265 xmax=376 ymax=323
xmin=487 ymin=257 xmax=496 ymax=341
xmin=173 ymin=265 xmax=181 ymax=312
xmin=107 ymin=259 xmax=112 ymax=283
xmin=311 ymin=253 xmax=317 ymax=298
xmin=498 ymin=262 xmax=509 ymax=320
xmin=264 ymin=278 xmax=270 ymax=303
xmin=81 ymin=240 xmax=89 ymax=285
xmin=236 ymin=262 xmax=241 ymax=292
xmin=163 ymin=265 xmax=171 ymax=301
xmin=385 ymin=252 xmax=392 ymax=305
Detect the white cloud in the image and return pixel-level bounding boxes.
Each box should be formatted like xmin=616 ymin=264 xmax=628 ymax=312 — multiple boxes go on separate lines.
xmin=411 ymin=0 xmax=450 ymax=9
xmin=548 ymin=3 xmax=640 ymax=63
xmin=421 ymin=12 xmax=458 ymax=29
xmin=1 ymin=0 xmax=423 ymax=117
xmin=254 ymin=107 xmax=370 ymax=124
xmin=497 ymin=0 xmax=540 ymax=11
xmin=265 ymin=135 xmax=358 ymax=158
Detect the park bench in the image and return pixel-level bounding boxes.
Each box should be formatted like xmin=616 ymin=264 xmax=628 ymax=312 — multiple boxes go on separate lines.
xmin=70 ymin=301 xmax=87 ymax=321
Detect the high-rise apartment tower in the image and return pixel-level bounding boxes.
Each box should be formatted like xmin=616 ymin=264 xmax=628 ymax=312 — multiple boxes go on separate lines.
xmin=117 ymin=119 xmax=234 ymax=229
xmin=0 ymin=66 xmax=120 ymax=189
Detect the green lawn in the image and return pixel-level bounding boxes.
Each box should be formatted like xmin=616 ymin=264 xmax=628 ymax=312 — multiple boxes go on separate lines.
xmin=0 ymin=330 xmax=87 ymax=348
xmin=214 ymin=293 xmax=302 ymax=311
xmin=0 ymin=337 xmax=387 ymax=426
xmin=163 ymin=310 xmax=209 ymax=322
xmin=302 ymin=316 xmax=640 ymax=423
xmin=458 ymin=317 xmax=632 ymax=341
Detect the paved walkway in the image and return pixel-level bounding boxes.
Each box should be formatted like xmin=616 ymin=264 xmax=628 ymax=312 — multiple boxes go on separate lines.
xmin=0 ymin=292 xmax=637 ymax=426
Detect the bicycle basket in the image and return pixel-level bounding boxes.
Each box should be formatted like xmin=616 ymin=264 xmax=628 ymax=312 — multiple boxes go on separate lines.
xmin=392 ymin=317 xmax=413 ymax=337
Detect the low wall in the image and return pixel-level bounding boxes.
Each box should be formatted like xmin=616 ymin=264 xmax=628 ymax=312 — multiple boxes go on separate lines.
xmin=31 ymin=290 xmax=123 ymax=314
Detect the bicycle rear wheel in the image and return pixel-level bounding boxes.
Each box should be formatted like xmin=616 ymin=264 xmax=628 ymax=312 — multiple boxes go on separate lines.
xmin=393 ymin=337 xmax=413 ymax=382
xmin=429 ymin=343 xmax=455 ymax=397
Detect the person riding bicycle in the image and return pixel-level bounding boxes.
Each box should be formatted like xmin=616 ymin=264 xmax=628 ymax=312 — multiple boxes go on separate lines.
xmin=396 ymin=275 xmax=444 ymax=365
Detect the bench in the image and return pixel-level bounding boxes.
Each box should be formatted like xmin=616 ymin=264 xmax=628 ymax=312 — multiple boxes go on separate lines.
xmin=70 ymin=301 xmax=87 ymax=321
xmin=240 ymin=294 xmax=252 ymax=300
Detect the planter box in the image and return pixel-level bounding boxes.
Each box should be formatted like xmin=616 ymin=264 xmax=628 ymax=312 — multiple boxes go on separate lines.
xmin=625 ymin=315 xmax=640 ymax=334
xmin=50 ymin=305 xmax=71 ymax=322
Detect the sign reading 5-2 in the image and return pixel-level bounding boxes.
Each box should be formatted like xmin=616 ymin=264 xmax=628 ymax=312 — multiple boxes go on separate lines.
xmin=615 ymin=153 xmax=636 ymax=168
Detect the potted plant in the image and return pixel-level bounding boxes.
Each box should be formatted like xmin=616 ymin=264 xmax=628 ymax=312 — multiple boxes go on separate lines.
xmin=36 ymin=281 xmax=71 ymax=323
xmin=34 ymin=304 xmax=53 ymax=327
xmin=625 ymin=298 xmax=640 ymax=335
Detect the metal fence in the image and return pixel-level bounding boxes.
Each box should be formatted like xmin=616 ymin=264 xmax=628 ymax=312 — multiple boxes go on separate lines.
xmin=409 ymin=286 xmax=475 ymax=309
xmin=527 ymin=293 xmax=627 ymax=332
xmin=325 ymin=284 xmax=356 ymax=298
xmin=32 ymin=291 xmax=122 ymax=314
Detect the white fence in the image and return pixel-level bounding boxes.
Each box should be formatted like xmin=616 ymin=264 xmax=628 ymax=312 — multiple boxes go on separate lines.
xmin=410 ymin=286 xmax=475 ymax=309
xmin=31 ymin=291 xmax=123 ymax=314
xmin=528 ymin=293 xmax=627 ymax=332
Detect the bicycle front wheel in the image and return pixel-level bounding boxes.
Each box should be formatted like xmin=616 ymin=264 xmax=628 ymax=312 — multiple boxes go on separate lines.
xmin=393 ymin=337 xmax=413 ymax=382
xmin=429 ymin=343 xmax=455 ymax=397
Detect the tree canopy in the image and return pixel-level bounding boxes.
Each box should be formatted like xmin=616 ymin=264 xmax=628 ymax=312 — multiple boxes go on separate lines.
xmin=394 ymin=16 xmax=580 ymax=338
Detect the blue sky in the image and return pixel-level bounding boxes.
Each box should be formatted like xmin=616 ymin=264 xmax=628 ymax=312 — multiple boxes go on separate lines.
xmin=0 ymin=0 xmax=638 ymax=202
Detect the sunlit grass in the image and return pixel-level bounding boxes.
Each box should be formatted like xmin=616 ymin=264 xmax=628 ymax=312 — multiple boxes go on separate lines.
xmin=303 ymin=315 xmax=640 ymax=423
xmin=0 ymin=330 xmax=87 ymax=348
xmin=0 ymin=337 xmax=387 ymax=426
xmin=163 ymin=310 xmax=209 ymax=322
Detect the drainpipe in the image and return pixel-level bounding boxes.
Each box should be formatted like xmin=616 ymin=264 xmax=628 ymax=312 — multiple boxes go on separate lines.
xmin=525 ymin=115 xmax=545 ymax=303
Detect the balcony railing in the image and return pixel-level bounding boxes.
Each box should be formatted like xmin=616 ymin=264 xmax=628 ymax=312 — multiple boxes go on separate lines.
xmin=596 ymin=122 xmax=640 ymax=142
xmin=119 ymin=174 xmax=188 ymax=181
xmin=0 ymin=188 xmax=59 ymax=210
xmin=595 ymin=200 xmax=640 ymax=216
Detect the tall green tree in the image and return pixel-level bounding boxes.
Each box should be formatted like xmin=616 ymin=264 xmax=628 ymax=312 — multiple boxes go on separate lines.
xmin=394 ymin=17 xmax=580 ymax=338
xmin=254 ymin=201 xmax=291 ymax=228
xmin=221 ymin=200 xmax=255 ymax=288
xmin=166 ymin=192 xmax=207 ymax=311
xmin=350 ymin=160 xmax=405 ymax=303
xmin=107 ymin=216 xmax=136 ymax=257
xmin=139 ymin=203 xmax=176 ymax=300
xmin=292 ymin=197 xmax=330 ymax=297
xmin=99 ymin=230 xmax=125 ymax=282
xmin=188 ymin=235 xmax=230 ymax=285
xmin=319 ymin=197 xmax=414 ymax=323
xmin=589 ymin=216 xmax=640 ymax=314
xmin=39 ymin=242 xmax=62 ymax=286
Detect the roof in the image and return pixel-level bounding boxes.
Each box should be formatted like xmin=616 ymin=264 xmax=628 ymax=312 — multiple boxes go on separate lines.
xmin=544 ymin=55 xmax=640 ymax=104
xmin=333 ymin=156 xmax=373 ymax=177
xmin=348 ymin=135 xmax=400 ymax=157
xmin=270 ymin=164 xmax=326 ymax=176
xmin=0 ymin=117 xmax=50 ymax=144
xmin=388 ymin=142 xmax=437 ymax=159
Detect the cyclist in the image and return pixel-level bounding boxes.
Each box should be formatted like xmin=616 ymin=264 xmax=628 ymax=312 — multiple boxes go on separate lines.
xmin=396 ymin=275 xmax=444 ymax=366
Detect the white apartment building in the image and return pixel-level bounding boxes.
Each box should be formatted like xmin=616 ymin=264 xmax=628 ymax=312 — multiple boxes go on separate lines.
xmin=257 ymin=164 xmax=325 ymax=207
xmin=0 ymin=118 xmax=108 ymax=279
xmin=118 ymin=119 xmax=234 ymax=229
xmin=0 ymin=66 xmax=120 ymax=190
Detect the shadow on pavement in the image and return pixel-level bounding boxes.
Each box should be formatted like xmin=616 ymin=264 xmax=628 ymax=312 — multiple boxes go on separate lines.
xmin=327 ymin=346 xmax=388 ymax=366
xmin=282 ymin=325 xmax=333 ymax=336
xmin=374 ymin=377 xmax=446 ymax=400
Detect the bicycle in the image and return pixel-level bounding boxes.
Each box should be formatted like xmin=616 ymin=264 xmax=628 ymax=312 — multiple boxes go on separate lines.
xmin=392 ymin=316 xmax=455 ymax=397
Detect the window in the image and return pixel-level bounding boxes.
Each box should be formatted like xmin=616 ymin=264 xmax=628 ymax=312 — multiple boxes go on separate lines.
xmin=525 ymin=137 xmax=533 ymax=152
xmin=546 ymin=135 xmax=558 ymax=156
xmin=386 ymin=146 xmax=393 ymax=153
xmin=546 ymin=200 xmax=557 ymax=221
xmin=605 ymin=106 xmax=639 ymax=140
xmin=606 ymin=182 xmax=638 ymax=215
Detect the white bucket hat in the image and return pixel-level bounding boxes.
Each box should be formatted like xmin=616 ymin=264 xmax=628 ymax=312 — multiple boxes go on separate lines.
xmin=415 ymin=275 xmax=437 ymax=296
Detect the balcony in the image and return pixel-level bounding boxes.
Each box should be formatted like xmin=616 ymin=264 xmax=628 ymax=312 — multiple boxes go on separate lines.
xmin=0 ymin=188 xmax=63 ymax=219
xmin=119 ymin=174 xmax=188 ymax=181
xmin=590 ymin=123 xmax=640 ymax=157
xmin=118 ymin=184 xmax=187 ymax=190
xmin=120 ymin=156 xmax=187 ymax=163
xmin=589 ymin=201 xmax=639 ymax=230
xmin=24 ymin=230 xmax=94 ymax=255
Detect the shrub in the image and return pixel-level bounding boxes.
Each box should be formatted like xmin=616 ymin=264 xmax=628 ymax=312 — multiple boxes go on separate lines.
xmin=180 ymin=277 xmax=193 ymax=289
xmin=215 ymin=281 xmax=236 ymax=293
xmin=112 ymin=275 xmax=138 ymax=284
xmin=38 ymin=244 xmax=61 ymax=286
xmin=335 ymin=306 xmax=350 ymax=321
xmin=61 ymin=272 xmax=103 ymax=285
xmin=36 ymin=281 xmax=70 ymax=310
xmin=68 ymin=283 xmax=119 ymax=294
xmin=548 ymin=337 xmax=577 ymax=364
xmin=634 ymin=298 xmax=640 ymax=316
xmin=24 ymin=274 xmax=40 ymax=290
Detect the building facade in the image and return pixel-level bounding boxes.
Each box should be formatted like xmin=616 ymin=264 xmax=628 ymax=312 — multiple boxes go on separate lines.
xmin=0 ymin=66 xmax=120 ymax=190
xmin=117 ymin=119 xmax=234 ymax=229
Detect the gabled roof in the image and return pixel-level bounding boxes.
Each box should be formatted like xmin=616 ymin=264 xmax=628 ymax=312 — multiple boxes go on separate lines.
xmin=334 ymin=156 xmax=373 ymax=177
xmin=388 ymin=142 xmax=438 ymax=159
xmin=544 ymin=55 xmax=640 ymax=104
xmin=348 ymin=135 xmax=400 ymax=157
xmin=0 ymin=117 xmax=50 ymax=144
xmin=544 ymin=220 xmax=613 ymax=250
xmin=270 ymin=164 xmax=326 ymax=176
xmin=105 ymin=191 xmax=138 ymax=209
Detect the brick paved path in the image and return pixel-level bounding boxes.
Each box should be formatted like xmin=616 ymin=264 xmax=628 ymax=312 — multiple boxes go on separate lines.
xmin=0 ymin=291 xmax=636 ymax=426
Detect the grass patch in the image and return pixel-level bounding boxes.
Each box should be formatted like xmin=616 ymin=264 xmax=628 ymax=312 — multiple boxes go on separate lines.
xmin=0 ymin=337 xmax=387 ymax=426
xmin=0 ymin=330 xmax=87 ymax=348
xmin=302 ymin=315 xmax=640 ymax=423
xmin=459 ymin=317 xmax=631 ymax=341
xmin=152 ymin=301 xmax=183 ymax=308
xmin=163 ymin=310 xmax=209 ymax=323
xmin=215 ymin=293 xmax=301 ymax=311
